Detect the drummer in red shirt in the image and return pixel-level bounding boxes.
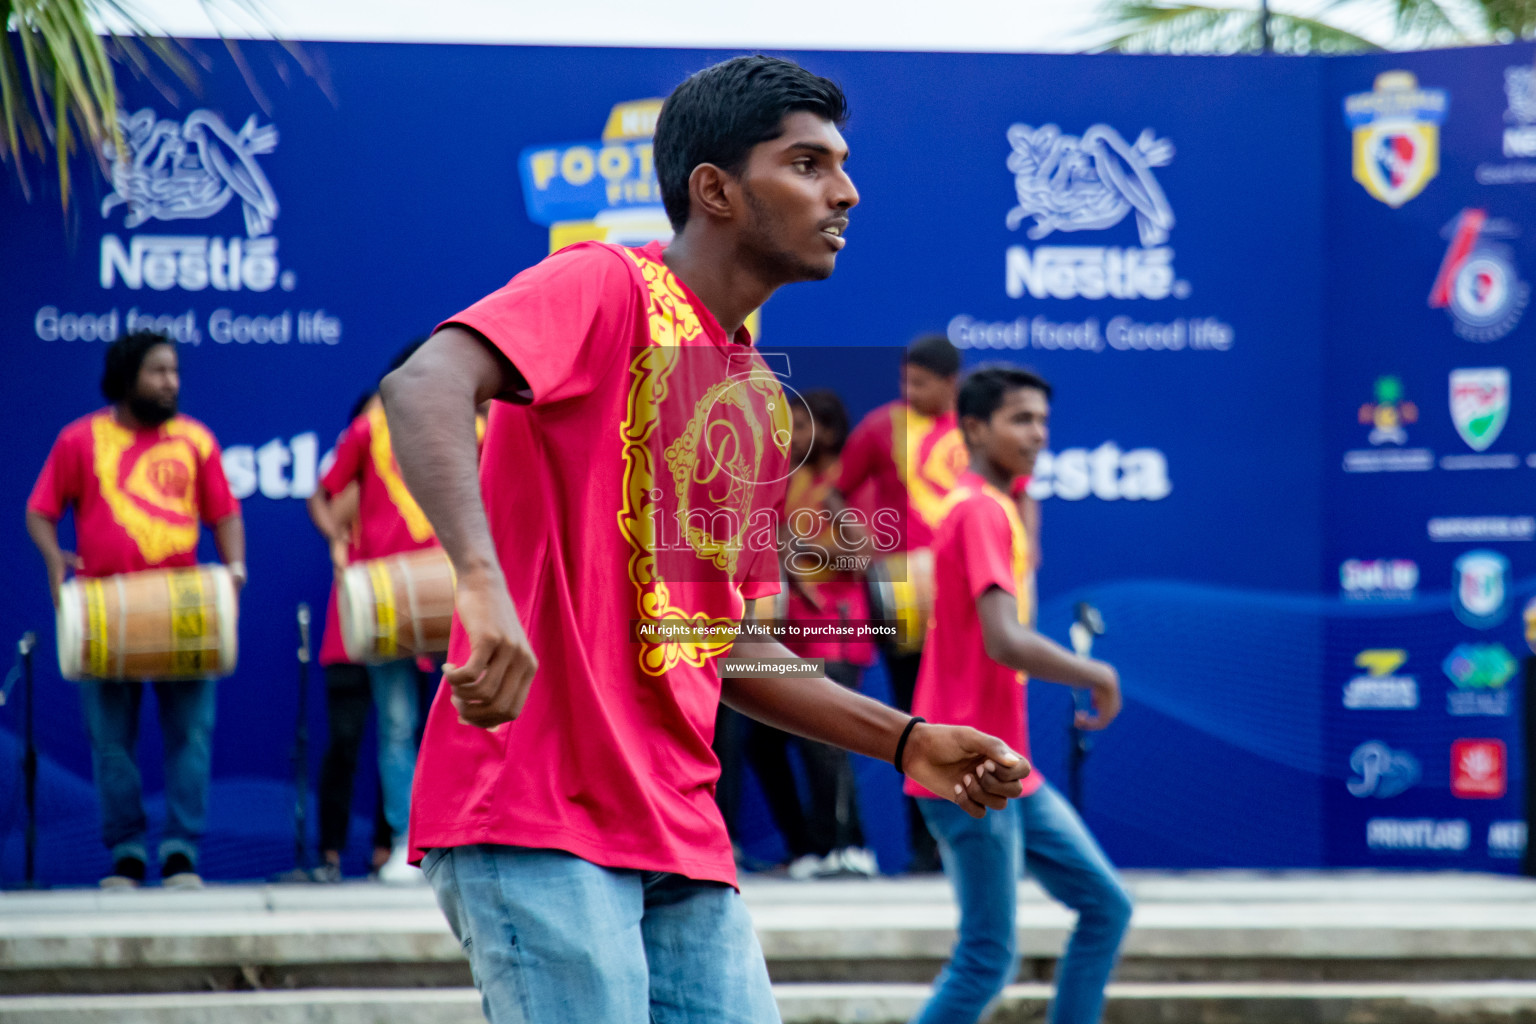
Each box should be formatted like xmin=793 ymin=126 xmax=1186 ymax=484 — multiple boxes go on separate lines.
xmin=308 ymin=344 xmax=444 ymax=885
xmin=26 ymin=331 xmax=244 ymax=890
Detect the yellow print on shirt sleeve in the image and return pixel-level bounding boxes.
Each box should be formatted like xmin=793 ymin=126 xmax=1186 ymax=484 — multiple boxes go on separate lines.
xmin=616 ymin=248 xmax=739 ymax=676
xmin=366 ymin=404 xmax=435 ymax=543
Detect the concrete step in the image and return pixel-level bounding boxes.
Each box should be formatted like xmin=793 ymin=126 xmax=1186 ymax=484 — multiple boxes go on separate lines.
xmin=5 ymin=873 xmax=1536 ymax=993
xmin=5 ymin=982 xmax=1536 ymax=1024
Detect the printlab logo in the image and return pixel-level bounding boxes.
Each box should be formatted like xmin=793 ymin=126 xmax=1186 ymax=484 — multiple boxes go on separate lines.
xmin=1344 ymin=70 xmax=1448 ymax=208
xmin=1450 ymin=739 xmax=1507 ymax=799
xmin=1003 ymin=124 xmax=1187 ymax=301
xmin=1443 ymin=642 xmax=1517 ymax=717
xmin=1342 ymin=649 xmax=1419 ymax=710
xmin=1359 ymin=376 xmax=1418 ymax=445
xmin=1429 ymin=211 xmax=1529 ymax=341
xmin=1347 ymin=740 xmax=1421 ymax=798
xmin=1448 ymin=368 xmax=1510 ymax=452
xmin=99 ymin=107 xmax=290 ymax=293
xmin=1452 ymin=550 xmax=1510 ymax=628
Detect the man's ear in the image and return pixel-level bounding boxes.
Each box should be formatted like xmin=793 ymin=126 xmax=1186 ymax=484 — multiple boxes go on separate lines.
xmin=688 ymin=163 xmax=737 ymax=223
xmin=960 ymin=415 xmax=985 ymax=448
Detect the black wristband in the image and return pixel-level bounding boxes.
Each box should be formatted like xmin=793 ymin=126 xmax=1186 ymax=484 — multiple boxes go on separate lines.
xmin=893 ymin=716 xmax=925 ymax=774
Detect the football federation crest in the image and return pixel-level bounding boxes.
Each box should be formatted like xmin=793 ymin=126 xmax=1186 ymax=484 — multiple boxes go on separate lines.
xmin=1448 ymin=368 xmax=1510 ymax=452
xmin=1429 ymin=210 xmax=1529 ymax=341
xmin=1344 ymin=71 xmax=1448 ymax=208
xmin=1453 ymin=550 xmax=1510 ymax=629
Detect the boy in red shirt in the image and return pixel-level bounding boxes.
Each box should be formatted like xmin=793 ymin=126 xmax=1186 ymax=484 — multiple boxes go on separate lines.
xmin=381 ymin=56 xmax=1036 ymax=1023
xmin=907 ymin=365 xmax=1131 ymax=1024
xmin=26 ymin=331 xmax=244 ymax=890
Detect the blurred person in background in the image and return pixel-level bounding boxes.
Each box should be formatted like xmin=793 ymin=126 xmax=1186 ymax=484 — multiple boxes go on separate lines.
xmin=839 ymin=333 xmax=967 ymax=872
xmin=745 ymin=388 xmax=879 ymax=878
xmin=307 ymin=342 xmax=440 ymax=886
xmin=25 ymin=330 xmax=244 ymax=890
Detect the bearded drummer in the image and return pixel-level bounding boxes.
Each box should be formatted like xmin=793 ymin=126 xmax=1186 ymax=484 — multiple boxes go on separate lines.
xmin=836 ymin=333 xmax=967 ymax=872
xmin=25 ymin=330 xmax=245 ymax=890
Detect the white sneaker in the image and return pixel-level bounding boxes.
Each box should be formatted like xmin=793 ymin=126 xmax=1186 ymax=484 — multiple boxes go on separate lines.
xmin=786 ymin=853 xmax=827 ymax=881
xmin=378 ymin=842 xmax=426 ymax=886
xmin=832 ymin=846 xmax=880 ymax=878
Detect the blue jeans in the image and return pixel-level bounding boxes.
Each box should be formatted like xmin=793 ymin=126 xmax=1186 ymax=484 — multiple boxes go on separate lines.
xmin=423 ymin=844 xmax=780 ymax=1024
xmin=369 ymin=658 xmax=421 ymax=844
xmin=914 ymin=782 xmax=1133 ymax=1024
xmin=78 ymin=679 xmax=217 ymax=869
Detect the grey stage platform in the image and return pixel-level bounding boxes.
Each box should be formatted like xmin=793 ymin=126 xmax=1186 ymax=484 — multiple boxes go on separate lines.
xmin=3 ymin=871 xmax=1536 ymax=1022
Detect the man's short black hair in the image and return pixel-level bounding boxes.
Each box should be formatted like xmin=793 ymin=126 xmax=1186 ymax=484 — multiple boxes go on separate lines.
xmin=100 ymin=330 xmax=174 ymax=402
xmin=801 ymin=388 xmax=850 ymax=455
xmin=903 ymin=334 xmax=961 ymax=378
xmin=655 ymin=55 xmax=848 ymax=232
xmin=957 ymin=363 xmax=1053 ymax=424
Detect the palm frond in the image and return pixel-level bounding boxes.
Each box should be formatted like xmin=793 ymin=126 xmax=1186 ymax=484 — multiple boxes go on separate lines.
xmin=1093 ymin=2 xmax=1386 ymax=54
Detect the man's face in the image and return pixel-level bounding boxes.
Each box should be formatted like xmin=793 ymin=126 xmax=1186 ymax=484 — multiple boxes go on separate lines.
xmin=970 ymin=386 xmax=1049 ymax=479
xmin=736 ymin=111 xmax=859 ymax=283
xmin=132 ymin=344 xmax=179 ymax=421
xmin=902 ymin=364 xmax=957 ymax=417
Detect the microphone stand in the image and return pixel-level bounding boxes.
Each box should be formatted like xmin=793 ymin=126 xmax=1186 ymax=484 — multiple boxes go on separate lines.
xmin=291 ymin=604 xmax=312 ymax=876
xmin=20 ymin=632 xmax=37 ymax=888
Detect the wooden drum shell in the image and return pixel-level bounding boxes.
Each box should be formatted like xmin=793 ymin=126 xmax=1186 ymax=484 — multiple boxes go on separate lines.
xmin=339 ymin=548 xmax=455 ymax=664
xmin=56 ymin=565 xmax=239 ymax=682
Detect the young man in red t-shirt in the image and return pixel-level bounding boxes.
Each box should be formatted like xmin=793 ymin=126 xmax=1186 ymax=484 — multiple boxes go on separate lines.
xmin=906 ymin=365 xmax=1131 ymax=1024
xmin=380 ymin=56 xmax=1036 ymax=1022
xmin=839 ymin=333 xmax=966 ymax=872
xmin=26 ymin=331 xmax=244 ymax=890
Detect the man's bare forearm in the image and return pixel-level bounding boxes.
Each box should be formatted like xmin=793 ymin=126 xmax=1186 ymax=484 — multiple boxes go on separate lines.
xmin=979 ymin=590 xmax=1106 ymax=688
xmin=213 ymin=515 xmax=245 ymax=565
xmin=380 ymin=330 xmax=509 ymax=577
xmin=723 ymin=636 xmax=909 ymax=760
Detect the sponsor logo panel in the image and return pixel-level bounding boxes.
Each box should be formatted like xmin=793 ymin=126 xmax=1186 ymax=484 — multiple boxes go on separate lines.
xmin=1430 ymin=214 xmax=1528 ymax=342
xmin=1345 ymin=376 xmax=1432 ymax=472
xmin=1347 ymin=740 xmax=1421 ymax=798
xmin=1367 ymin=818 xmax=1470 ymax=851
xmin=1342 ymin=649 xmax=1419 ymax=710
xmin=1450 ymin=739 xmax=1507 ymax=799
xmin=1340 ymin=561 xmax=1418 ymax=601
xmin=1344 ymin=71 xmax=1447 ymax=207
xmin=1452 ymin=550 xmax=1510 ymax=628
xmin=1443 ymin=643 xmax=1517 ymax=717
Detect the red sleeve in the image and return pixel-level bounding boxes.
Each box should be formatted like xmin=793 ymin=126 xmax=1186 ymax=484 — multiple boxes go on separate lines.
xmin=441 ymin=243 xmax=637 ymax=407
xmin=320 ymin=420 xmax=368 ymax=497
xmin=197 ymin=433 xmax=239 ymax=524
xmin=838 ymin=407 xmax=886 ymax=496
xmin=27 ymin=428 xmax=80 ymax=521
xmin=958 ymin=498 xmax=1018 ymax=601
xmin=739 ymin=498 xmax=785 ymax=601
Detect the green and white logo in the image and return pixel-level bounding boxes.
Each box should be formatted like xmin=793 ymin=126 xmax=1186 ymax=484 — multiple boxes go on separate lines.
xmin=1449 ymin=367 xmax=1510 ymax=452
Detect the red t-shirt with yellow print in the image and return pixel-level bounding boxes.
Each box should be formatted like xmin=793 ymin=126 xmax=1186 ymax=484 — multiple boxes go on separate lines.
xmin=28 ymin=410 xmax=238 ymax=577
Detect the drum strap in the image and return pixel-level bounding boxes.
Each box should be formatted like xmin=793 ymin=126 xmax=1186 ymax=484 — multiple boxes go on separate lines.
xmin=85 ymin=579 xmax=109 ymax=679
xmin=368 ymin=559 xmax=398 ymax=659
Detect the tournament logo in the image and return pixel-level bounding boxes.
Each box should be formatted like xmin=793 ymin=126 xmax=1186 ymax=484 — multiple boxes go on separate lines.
xmin=1359 ymin=376 xmax=1417 ymax=446
xmin=1003 ymin=123 xmax=1186 ymax=301
xmin=1450 ymin=739 xmax=1506 ymax=799
xmin=1452 ymin=550 xmax=1510 ymax=628
xmin=1344 ymin=71 xmax=1447 ymax=208
xmin=1347 ymin=740 xmax=1420 ymax=798
xmin=1429 ymin=211 xmax=1529 ymax=341
xmin=1443 ymin=642 xmax=1517 ymax=717
xmin=98 ymin=107 xmax=288 ymax=293
xmin=1448 ymin=368 xmax=1510 ymax=451
xmin=1342 ymin=649 xmax=1419 ymax=710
